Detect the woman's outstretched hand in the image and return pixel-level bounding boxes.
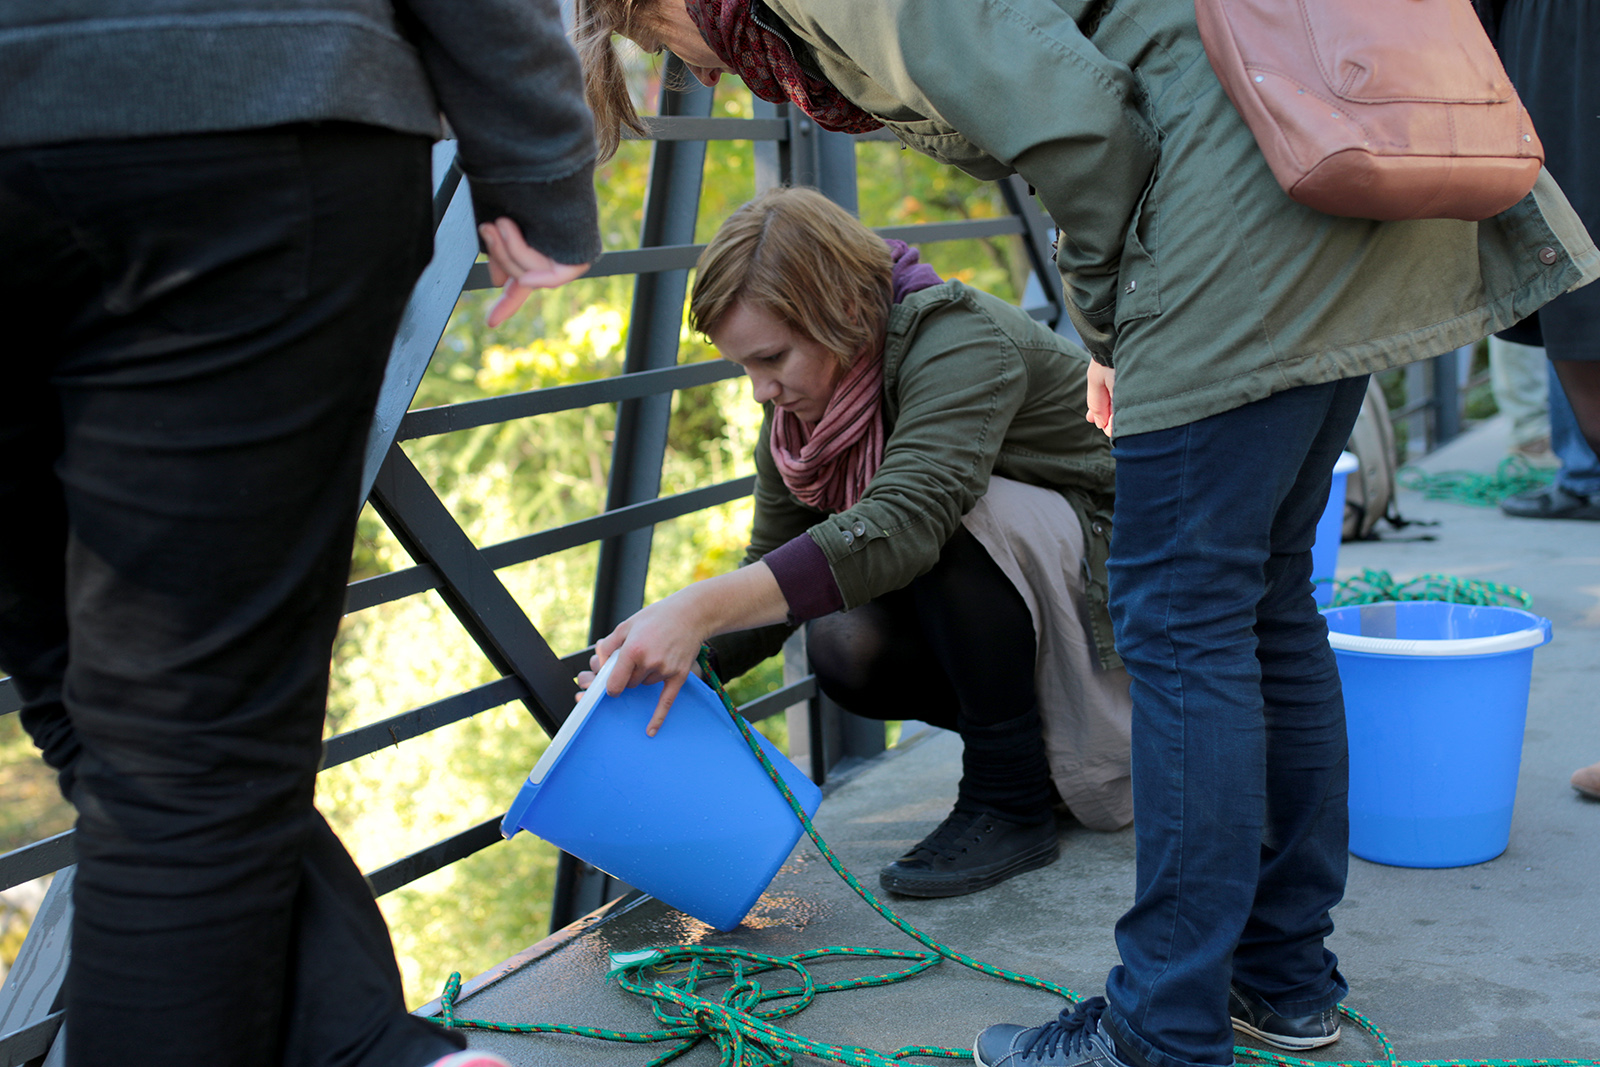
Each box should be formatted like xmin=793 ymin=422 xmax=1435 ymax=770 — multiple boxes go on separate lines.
xmin=479 ymin=218 xmax=591 ymax=327
xmin=1086 ymin=362 xmax=1115 ymax=438
xmin=578 ymin=594 xmax=708 ymax=737
xmin=575 ymin=562 xmax=789 ymax=736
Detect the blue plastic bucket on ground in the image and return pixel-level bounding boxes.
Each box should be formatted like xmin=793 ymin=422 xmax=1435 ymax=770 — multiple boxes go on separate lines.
xmin=1324 ymin=601 xmax=1552 ymax=868
xmin=502 ymin=656 xmax=822 ymax=931
xmin=1311 ymin=452 xmax=1360 ymax=606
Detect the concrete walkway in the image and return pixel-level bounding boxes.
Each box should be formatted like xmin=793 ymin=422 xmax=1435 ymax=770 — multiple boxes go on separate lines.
xmin=426 ymin=416 xmax=1600 ymax=1065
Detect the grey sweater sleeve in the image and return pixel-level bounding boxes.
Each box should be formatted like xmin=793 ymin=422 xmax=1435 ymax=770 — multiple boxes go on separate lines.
xmin=397 ymin=0 xmax=602 ymax=266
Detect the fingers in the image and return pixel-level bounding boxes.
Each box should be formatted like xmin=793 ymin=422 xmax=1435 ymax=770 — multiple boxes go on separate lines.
xmin=646 ymin=675 xmax=687 ymax=737
xmin=478 ymin=218 xmax=591 ymax=326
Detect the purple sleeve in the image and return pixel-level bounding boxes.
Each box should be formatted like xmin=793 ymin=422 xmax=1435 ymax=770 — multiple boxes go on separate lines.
xmin=762 ymin=534 xmax=845 ymax=622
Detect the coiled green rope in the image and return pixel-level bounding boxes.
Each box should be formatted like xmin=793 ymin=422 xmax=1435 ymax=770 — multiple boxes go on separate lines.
xmin=434 ymin=649 xmax=1593 ymax=1067
xmin=1330 ymin=568 xmax=1533 ymax=609
xmin=1397 ymin=457 xmax=1554 ymax=508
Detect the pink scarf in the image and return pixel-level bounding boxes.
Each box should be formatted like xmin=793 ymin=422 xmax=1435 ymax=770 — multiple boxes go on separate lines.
xmin=769 ymin=241 xmax=942 ymax=512
xmin=684 ymin=0 xmax=883 ymax=135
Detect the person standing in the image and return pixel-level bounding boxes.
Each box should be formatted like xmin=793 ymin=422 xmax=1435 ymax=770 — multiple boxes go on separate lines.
xmin=1475 ymin=0 xmax=1600 ymax=800
xmin=0 ymin=2 xmax=599 ymax=1064
xmin=574 ymin=1 xmax=1598 ymax=1066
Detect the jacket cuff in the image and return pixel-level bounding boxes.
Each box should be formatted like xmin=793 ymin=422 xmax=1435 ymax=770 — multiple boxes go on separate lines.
xmin=764 ymin=534 xmax=844 ymax=623
xmin=466 ymin=166 xmax=602 ymax=266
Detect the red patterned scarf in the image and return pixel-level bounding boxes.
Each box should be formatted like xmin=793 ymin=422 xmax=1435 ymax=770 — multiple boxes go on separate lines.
xmin=684 ymin=0 xmax=882 ymax=134
xmin=769 ymin=241 xmax=942 ymax=512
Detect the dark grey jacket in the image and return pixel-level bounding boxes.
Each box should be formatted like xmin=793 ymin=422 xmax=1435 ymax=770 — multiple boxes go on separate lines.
xmin=0 ymin=0 xmax=600 ymax=264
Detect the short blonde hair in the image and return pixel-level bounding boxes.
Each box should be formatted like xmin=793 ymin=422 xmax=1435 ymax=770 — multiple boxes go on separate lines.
xmin=691 ymin=188 xmax=894 ymax=368
xmin=574 ymin=0 xmax=656 ymax=161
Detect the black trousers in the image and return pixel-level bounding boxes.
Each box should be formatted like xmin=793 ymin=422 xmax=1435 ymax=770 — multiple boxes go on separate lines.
xmin=0 ymin=125 xmax=462 ymax=1067
xmin=806 ymin=527 xmax=1058 ymax=821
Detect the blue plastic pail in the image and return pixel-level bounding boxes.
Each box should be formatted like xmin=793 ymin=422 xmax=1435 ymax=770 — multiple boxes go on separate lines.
xmin=502 ymin=656 xmax=822 ymax=931
xmin=1311 ymin=452 xmax=1360 ymax=606
xmin=1324 ymin=601 xmax=1552 ymax=868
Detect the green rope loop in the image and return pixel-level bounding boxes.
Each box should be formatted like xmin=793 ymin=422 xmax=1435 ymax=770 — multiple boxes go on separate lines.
xmin=1329 ymin=568 xmax=1532 ymax=609
xmin=434 ymin=649 xmax=1592 ymax=1067
xmin=1397 ymin=457 xmax=1554 ymax=508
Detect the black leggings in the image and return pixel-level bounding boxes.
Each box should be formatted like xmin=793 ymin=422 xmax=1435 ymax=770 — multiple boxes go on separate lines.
xmin=807 ymin=528 xmax=1057 ymax=821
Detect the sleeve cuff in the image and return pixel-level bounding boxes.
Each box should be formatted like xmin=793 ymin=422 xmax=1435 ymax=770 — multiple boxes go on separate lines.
xmin=466 ymin=166 xmax=602 ymax=266
xmin=763 ymin=534 xmax=845 ymax=623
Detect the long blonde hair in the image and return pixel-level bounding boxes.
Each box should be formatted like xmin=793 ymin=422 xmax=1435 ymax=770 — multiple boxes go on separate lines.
xmin=690 ymin=188 xmax=894 ymax=369
xmin=574 ymin=0 xmax=658 ymax=161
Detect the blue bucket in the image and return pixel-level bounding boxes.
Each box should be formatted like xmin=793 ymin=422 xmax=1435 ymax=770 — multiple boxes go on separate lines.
xmin=1310 ymin=452 xmax=1360 ymax=606
xmin=1324 ymin=601 xmax=1552 ymax=868
xmin=502 ymin=656 xmax=822 ymax=931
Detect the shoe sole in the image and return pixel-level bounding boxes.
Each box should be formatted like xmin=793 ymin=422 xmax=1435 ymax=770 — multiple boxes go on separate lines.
xmin=1230 ymin=1017 xmax=1340 ymax=1051
xmin=879 ymin=838 xmax=1060 ymax=898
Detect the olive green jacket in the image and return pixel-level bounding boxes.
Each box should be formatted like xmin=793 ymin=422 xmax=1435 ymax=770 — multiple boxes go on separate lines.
xmin=709 ymin=281 xmax=1118 ymax=678
xmin=760 ymin=0 xmax=1600 ymax=437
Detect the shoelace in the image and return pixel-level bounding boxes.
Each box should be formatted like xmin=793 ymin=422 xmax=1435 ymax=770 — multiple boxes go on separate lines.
xmin=1020 ymin=998 xmax=1110 ymax=1062
xmin=911 ymin=810 xmax=989 ymax=861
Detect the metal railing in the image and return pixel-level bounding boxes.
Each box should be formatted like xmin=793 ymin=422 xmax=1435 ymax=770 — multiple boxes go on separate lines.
xmin=0 ymin=61 xmax=1067 ymax=1067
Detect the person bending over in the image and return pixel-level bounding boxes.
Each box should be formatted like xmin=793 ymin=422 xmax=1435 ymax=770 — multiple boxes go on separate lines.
xmin=583 ymin=187 xmax=1131 ymax=899
xmin=575 ymin=1 xmax=1597 ymax=1065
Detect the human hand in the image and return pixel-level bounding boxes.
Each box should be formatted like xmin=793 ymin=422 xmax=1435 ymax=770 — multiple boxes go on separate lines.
xmin=479 ymin=217 xmax=590 ymax=327
xmin=1086 ymin=362 xmax=1115 ymax=438
xmin=581 ymin=593 xmax=711 ymax=735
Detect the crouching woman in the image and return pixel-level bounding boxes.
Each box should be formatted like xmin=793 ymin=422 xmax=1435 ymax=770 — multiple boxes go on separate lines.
xmin=584 ymin=187 xmax=1130 ymax=896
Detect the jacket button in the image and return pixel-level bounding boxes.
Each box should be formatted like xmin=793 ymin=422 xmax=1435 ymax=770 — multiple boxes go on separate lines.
xmin=1092 ymin=522 xmax=1105 ymax=535
xmin=851 ymin=521 xmax=866 ymax=537
xmin=842 ymin=531 xmax=855 ymax=546
xmin=1539 ymin=246 xmax=1559 ymax=265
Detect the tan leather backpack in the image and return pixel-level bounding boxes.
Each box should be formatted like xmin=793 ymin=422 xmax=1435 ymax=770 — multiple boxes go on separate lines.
xmin=1195 ymin=0 xmax=1544 ymax=221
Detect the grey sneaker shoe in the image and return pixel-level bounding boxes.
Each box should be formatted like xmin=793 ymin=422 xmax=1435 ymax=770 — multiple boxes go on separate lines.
xmin=1500 ymin=483 xmax=1600 ymax=521
xmin=879 ymin=808 xmax=1059 ymax=898
xmin=1228 ymin=984 xmax=1341 ymax=1051
xmin=975 ymin=999 xmax=1132 ymax=1067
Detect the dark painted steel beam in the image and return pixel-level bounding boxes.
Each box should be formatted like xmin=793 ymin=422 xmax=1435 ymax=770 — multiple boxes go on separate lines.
xmin=0 ymin=833 xmax=73 ymax=896
xmin=344 ymin=476 xmax=756 ymax=615
xmin=589 ymin=59 xmax=715 ymax=641
xmin=398 ymin=360 xmax=742 ymax=440
xmin=322 ymin=676 xmax=528 ymax=770
xmin=368 ymin=445 xmax=574 ymax=735
xmin=365 ymin=817 xmax=503 ymax=898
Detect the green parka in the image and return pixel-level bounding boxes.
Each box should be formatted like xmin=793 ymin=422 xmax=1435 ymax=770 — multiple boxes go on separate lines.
xmin=708 ymin=280 xmax=1117 ymax=679
xmin=759 ymin=0 xmax=1600 ymax=437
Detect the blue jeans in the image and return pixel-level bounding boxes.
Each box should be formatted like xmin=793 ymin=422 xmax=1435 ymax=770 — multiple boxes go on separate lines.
xmin=1548 ymin=364 xmax=1600 ymax=497
xmin=1100 ymin=379 xmax=1362 ymax=1067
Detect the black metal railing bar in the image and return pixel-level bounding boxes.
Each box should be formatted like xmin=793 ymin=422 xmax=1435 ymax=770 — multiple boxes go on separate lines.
xmin=344 ymin=475 xmax=756 ymax=616
xmin=322 ymin=676 xmax=530 ymax=770
xmin=397 ymin=359 xmax=743 ymax=441
xmin=636 ymin=116 xmax=790 ymax=142
xmin=0 ymin=832 xmax=73 ymax=896
xmin=0 ymin=1011 xmax=61 ymax=1067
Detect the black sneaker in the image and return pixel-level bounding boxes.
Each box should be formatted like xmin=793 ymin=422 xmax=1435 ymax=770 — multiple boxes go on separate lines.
xmin=974 ymin=998 xmax=1131 ymax=1067
xmin=879 ymin=808 xmax=1059 ymax=898
xmin=1228 ymin=984 xmax=1341 ymax=1051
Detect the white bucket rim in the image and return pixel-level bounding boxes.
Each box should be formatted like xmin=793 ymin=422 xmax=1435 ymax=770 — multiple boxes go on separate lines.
xmin=1327 ymin=624 xmax=1549 ymax=657
xmin=528 ymin=654 xmax=618 ymax=784
xmin=1333 ymin=451 xmax=1359 ymax=475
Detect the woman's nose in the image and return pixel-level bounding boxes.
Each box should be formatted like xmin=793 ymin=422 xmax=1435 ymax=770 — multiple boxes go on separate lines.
xmin=749 ymin=374 xmax=779 ymax=403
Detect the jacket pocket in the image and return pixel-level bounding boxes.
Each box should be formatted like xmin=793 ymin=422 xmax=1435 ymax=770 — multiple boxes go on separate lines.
xmin=1113 ymin=170 xmax=1161 ymax=328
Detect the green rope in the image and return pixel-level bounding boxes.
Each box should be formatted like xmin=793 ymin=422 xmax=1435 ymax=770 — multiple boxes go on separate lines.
xmin=434 ymin=649 xmax=1593 ymax=1067
xmin=1329 ymin=568 xmax=1532 ymax=609
xmin=1397 ymin=456 xmax=1554 ymax=508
